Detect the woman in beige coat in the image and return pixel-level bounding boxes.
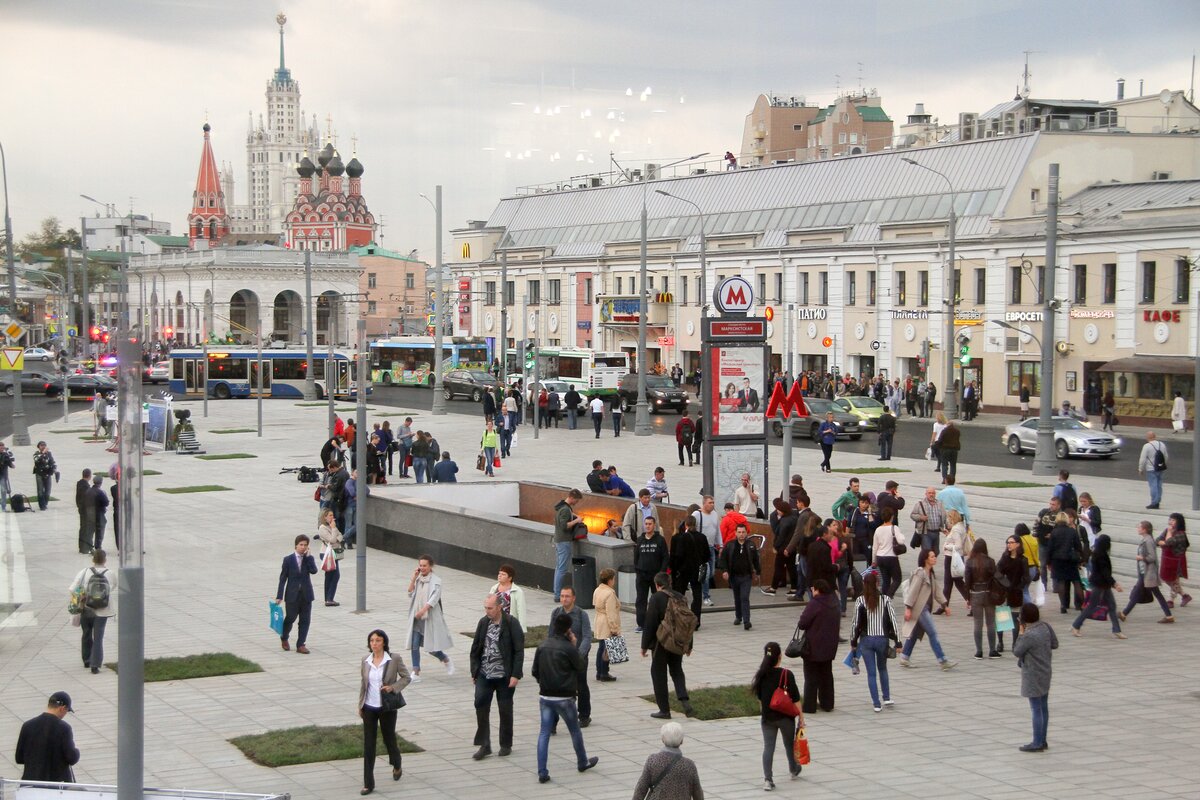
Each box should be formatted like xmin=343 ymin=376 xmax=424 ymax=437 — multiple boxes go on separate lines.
xmin=898 ymin=548 xmax=957 ymax=670
xmin=593 ymin=568 xmax=622 ymax=682
xmin=358 ymin=628 xmax=411 ymax=795
xmin=316 ymin=507 xmax=344 ymax=606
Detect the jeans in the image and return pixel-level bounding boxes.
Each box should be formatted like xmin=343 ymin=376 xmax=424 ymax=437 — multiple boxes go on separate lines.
xmin=596 ymin=639 xmax=610 ymax=677
xmin=499 ymin=427 xmax=512 ymax=457
xmin=410 ymin=628 xmax=447 ymax=672
xmin=837 ymin=563 xmax=850 ymax=612
xmin=397 ymin=445 xmax=411 ymax=477
xmin=879 ymin=432 xmax=893 ymax=460
xmin=940 ymin=449 xmax=959 ymax=481
xmin=592 ymin=413 xmax=603 ymax=437
xmin=819 ymin=443 xmax=833 ymax=471
xmin=678 ymin=442 xmax=693 ymax=466
xmin=554 ymin=541 xmax=573 ymax=601
xmin=1121 ymin=576 xmax=1172 ymax=617
xmin=730 ymin=573 xmax=752 ymax=624
xmin=0 ymin=475 xmax=10 ymax=510
xmin=80 ymin=612 xmax=108 ymax=668
xmin=361 ymin=705 xmax=401 ymax=790
xmin=1024 ymin=565 xmax=1039 ymax=603
xmin=483 ymin=446 xmax=496 ymax=476
xmin=635 ymin=571 xmax=656 ymax=627
xmin=473 ymin=676 xmax=515 ymax=749
xmin=324 ymin=564 xmax=340 ymax=603
xmin=537 ymin=697 xmax=590 ymax=777
xmin=612 ymin=413 xmax=623 ymax=435
xmin=1028 ymin=694 xmax=1049 ymax=747
xmin=902 ymin=607 xmax=947 ymax=662
xmin=1073 ymin=587 xmax=1121 ymax=632
xmin=970 ymin=594 xmax=996 ymax=654
xmin=342 ymin=504 xmax=357 ymax=548
xmin=876 ymin=556 xmax=901 ymax=597
xmin=859 ymin=634 xmax=891 ymax=707
xmin=566 ymin=408 xmax=578 ymax=429
xmin=702 ymin=545 xmax=716 ymax=600
xmin=794 ymin=555 xmax=810 ymax=600
xmin=413 ymin=459 xmax=427 ymax=483
xmin=761 ymin=716 xmax=798 ymax=781
xmin=35 ymin=474 xmax=52 ymax=510
xmin=650 ymin=646 xmax=689 ymax=713
xmin=1146 ymin=470 xmax=1163 ymax=506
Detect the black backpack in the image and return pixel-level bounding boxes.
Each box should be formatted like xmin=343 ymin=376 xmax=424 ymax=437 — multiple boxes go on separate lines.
xmin=679 ymin=419 xmax=694 ymax=445
xmin=1152 ymin=444 xmax=1167 ymax=472
xmin=297 ymin=466 xmax=320 ymax=483
xmin=10 ymin=494 xmax=31 ymax=513
xmin=85 ymin=568 xmax=111 ymax=609
xmin=1059 ymin=482 xmax=1078 ymax=512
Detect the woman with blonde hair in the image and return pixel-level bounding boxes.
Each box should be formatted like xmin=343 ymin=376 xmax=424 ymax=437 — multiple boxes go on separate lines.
xmin=929 ymin=411 xmax=949 ymax=475
xmin=940 ymin=509 xmax=971 ymax=611
xmin=317 ymin=506 xmax=344 ymax=607
xmin=592 ymin=568 xmax=622 ymax=682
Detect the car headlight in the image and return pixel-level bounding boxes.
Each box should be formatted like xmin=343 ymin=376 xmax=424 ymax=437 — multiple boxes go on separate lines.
xmin=1112 ymin=438 xmax=1122 ymax=447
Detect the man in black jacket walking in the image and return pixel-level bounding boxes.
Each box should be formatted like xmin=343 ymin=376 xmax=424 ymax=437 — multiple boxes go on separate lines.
xmin=670 ymin=517 xmax=708 ymax=626
xmin=14 ymin=692 xmax=80 ymax=782
xmin=84 ymin=475 xmax=109 ymax=553
xmin=877 ymin=406 xmax=896 ymax=460
xmin=642 ymin=572 xmax=693 ymax=719
xmin=76 ymin=469 xmax=93 ymax=554
xmin=633 ymin=517 xmax=669 ymax=631
xmin=469 ymin=593 xmax=525 ymax=760
xmin=531 ymin=614 xmax=598 ymax=783
xmin=720 ymin=523 xmax=761 ymax=630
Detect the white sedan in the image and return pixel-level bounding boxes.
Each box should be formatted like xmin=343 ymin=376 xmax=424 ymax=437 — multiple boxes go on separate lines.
xmin=23 ymin=347 xmax=54 ymax=362
xmin=1002 ymin=416 xmax=1122 ymax=459
xmin=148 ymin=360 xmax=171 ymax=384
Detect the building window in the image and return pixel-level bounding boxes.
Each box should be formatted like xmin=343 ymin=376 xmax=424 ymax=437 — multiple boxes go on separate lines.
xmin=1103 ymin=263 xmax=1116 ymax=304
xmin=648 ymin=276 xmax=655 ymax=290
xmin=367 ymin=273 xmax=377 ymax=289
xmin=819 ymin=272 xmax=829 ymax=305
xmin=405 ymin=273 xmax=415 ymax=290
xmin=681 ymin=276 xmax=688 ymax=305
xmin=504 ymin=280 xmax=515 ymax=306
xmin=838 ymin=132 xmax=847 ymax=145
xmin=485 ymin=281 xmax=496 ymax=306
xmin=850 ymin=133 xmax=858 ymax=144
xmin=975 ymin=268 xmax=986 ymax=305
xmin=585 ymin=278 xmax=592 ymax=302
xmin=953 ymin=269 xmax=962 ymax=304
xmin=1035 ymin=266 xmax=1045 ymax=304
xmin=661 ymin=277 xmax=670 ymax=295
xmin=758 ymin=273 xmax=766 ymax=300
xmin=1073 ymin=264 xmax=1087 ymax=304
xmin=896 ymin=271 xmax=907 ymax=305
xmin=792 ymin=124 xmax=804 ymax=132
xmin=919 ymin=270 xmax=929 ymax=306
xmin=1010 ymin=266 xmax=1023 ymax=305
xmin=773 ymin=272 xmax=783 ymax=301
xmin=845 ymin=271 xmax=856 ymax=305
xmin=548 ymin=279 xmax=562 ymax=304
xmin=868 ymin=271 xmax=876 ymax=305
xmin=615 ymin=276 xmax=623 ymax=295
xmin=528 ymin=280 xmax=540 ymax=304
xmin=367 ymin=300 xmax=377 ymax=314
xmin=1007 ymin=361 xmax=1042 ymax=397
xmin=1141 ymin=261 xmax=1156 ymax=303
xmin=801 ymin=273 xmax=810 ymax=305
xmin=1175 ymin=258 xmax=1191 ymax=303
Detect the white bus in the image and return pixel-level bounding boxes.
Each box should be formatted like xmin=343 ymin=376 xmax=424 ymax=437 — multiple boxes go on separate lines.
xmin=524 ymin=347 xmax=629 ymax=397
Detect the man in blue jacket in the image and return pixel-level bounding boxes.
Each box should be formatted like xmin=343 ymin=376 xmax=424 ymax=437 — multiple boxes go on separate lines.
xmin=275 ymin=534 xmax=318 ymax=654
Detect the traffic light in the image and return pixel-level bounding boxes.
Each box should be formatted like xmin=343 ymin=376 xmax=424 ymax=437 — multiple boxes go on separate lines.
xmin=101 ymin=331 xmax=110 ymax=345
xmin=90 ymin=325 xmax=101 ymax=341
xmin=163 ymin=326 xmax=174 ymax=338
xmin=523 ymin=339 xmax=535 ymax=370
xmin=957 ymin=333 xmax=971 ymax=365
xmin=919 ymin=339 xmax=930 ymax=373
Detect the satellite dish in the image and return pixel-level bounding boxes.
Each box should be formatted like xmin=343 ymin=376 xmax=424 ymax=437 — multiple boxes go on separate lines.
xmin=1159 ymin=89 xmax=1173 ymax=107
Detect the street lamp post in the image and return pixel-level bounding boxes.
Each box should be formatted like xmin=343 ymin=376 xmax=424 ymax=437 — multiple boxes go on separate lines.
xmin=2 ymin=140 xmax=30 ymax=446
xmin=902 ymin=158 xmax=958 ymax=420
xmin=1031 ymin=164 xmax=1060 ymax=476
xmin=420 ymin=187 xmax=447 ymax=415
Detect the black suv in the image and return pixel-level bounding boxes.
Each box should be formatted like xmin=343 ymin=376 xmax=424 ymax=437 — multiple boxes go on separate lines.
xmin=617 ymin=373 xmax=689 ymax=414
xmin=442 ymin=369 xmax=500 ymax=402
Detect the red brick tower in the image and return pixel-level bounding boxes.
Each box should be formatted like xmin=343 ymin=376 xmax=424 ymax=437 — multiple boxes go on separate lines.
xmin=188 ymin=123 xmax=231 ymax=249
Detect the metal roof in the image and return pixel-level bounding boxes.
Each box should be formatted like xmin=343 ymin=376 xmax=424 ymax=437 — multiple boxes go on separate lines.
xmin=487 ymin=134 xmax=1038 ymax=252
xmin=1063 ymin=179 xmax=1200 ymax=216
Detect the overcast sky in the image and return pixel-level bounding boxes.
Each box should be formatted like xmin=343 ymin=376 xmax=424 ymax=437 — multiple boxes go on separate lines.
xmin=3 ymin=0 xmax=1197 ymax=258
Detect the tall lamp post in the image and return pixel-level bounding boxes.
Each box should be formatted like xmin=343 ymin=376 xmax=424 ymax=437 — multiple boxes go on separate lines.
xmin=420 ymin=187 xmax=447 ymax=415
xmin=2 ymin=140 xmax=30 ymax=446
xmin=902 ymin=157 xmax=959 ymax=420
xmin=1030 ymin=164 xmax=1061 ymax=476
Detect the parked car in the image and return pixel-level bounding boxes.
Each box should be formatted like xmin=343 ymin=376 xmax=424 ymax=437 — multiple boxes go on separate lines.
xmin=833 ymin=396 xmax=887 ymax=429
xmin=617 ymin=373 xmax=689 ymax=414
xmin=770 ymin=396 xmax=863 ymax=440
xmin=0 ymin=371 xmax=56 ymax=397
xmin=442 ymin=369 xmax=500 ymax=402
xmin=45 ymin=374 xmax=118 ymax=400
xmin=1002 ymin=416 xmax=1122 ymax=459
xmin=148 ymin=360 xmax=171 ymax=384
xmin=22 ymin=347 xmax=54 ymax=362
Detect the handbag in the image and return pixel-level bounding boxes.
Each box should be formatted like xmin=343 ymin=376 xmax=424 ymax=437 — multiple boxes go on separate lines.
xmin=605 ymin=634 xmax=630 ymax=664
xmin=924 ymin=447 xmax=933 ymax=460
xmin=910 ymin=530 xmax=922 ymax=549
xmin=475 ymin=452 xmax=486 ymax=471
xmin=784 ymin=621 xmax=808 ymax=659
xmin=319 ymin=548 xmax=336 ymax=572
xmin=950 ymin=551 xmax=966 ymax=578
xmin=313 ymin=486 xmax=321 ymax=502
xmin=1030 ymin=579 xmax=1046 ymax=607
xmin=892 ymin=528 xmax=908 ymax=556
xmin=768 ymin=669 xmax=801 ymax=717
xmin=995 ymin=605 xmax=1015 ymax=632
xmin=268 ymin=601 xmax=284 ymax=636
xmin=381 ymin=687 xmax=407 ymax=712
xmin=793 ymin=725 xmax=811 ymax=765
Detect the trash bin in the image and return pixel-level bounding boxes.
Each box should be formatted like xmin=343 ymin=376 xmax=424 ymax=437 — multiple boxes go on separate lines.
xmin=572 ymin=556 xmax=597 ymax=609
xmin=617 ymin=565 xmax=637 ymax=606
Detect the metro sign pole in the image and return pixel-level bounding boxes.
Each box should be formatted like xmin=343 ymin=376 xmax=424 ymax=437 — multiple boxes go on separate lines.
xmin=766 ymin=382 xmax=809 ymax=492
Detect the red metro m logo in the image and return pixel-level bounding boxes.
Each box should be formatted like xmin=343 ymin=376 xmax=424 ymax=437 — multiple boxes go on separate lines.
xmin=713 ymin=276 xmax=754 ymax=315
xmin=724 ymin=284 xmax=746 ymax=306
xmin=766 ymin=381 xmax=808 ymax=419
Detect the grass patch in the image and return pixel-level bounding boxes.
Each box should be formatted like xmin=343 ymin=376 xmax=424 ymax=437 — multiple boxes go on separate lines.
xmin=294 ymin=402 xmax=327 ymax=407
xmin=833 ymin=467 xmax=911 ymax=474
xmin=336 ymin=406 xmax=376 ymax=412
xmin=79 ymin=436 xmax=108 ymax=442
xmin=230 ymin=724 xmax=422 ymax=768
xmin=96 ymin=468 xmax=161 ymax=476
xmin=962 ymin=480 xmax=1049 ymax=489
xmin=640 ymin=684 xmax=760 ymax=721
xmin=51 ymin=428 xmax=95 ymax=434
xmin=196 ymin=453 xmax=257 ymax=460
xmin=211 ymin=428 xmax=257 ymax=434
xmin=157 ymin=485 xmax=232 ymax=494
xmin=105 ymin=652 xmax=262 ymax=682
xmin=462 ymin=624 xmax=548 ymax=648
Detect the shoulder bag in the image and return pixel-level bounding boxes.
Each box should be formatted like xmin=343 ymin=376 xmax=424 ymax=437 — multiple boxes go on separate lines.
xmin=785 ymin=620 xmax=809 ymax=659
xmin=768 ymin=669 xmax=801 ymax=717
xmin=381 ymin=686 xmax=407 ymax=712
xmin=605 ymin=633 xmax=630 ymax=664
xmin=643 ymin=751 xmax=683 ymax=800
xmin=891 ymin=526 xmax=908 ymax=556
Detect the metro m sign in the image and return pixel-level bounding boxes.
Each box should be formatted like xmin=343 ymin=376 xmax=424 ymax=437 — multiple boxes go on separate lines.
xmin=713 ymin=276 xmax=754 ymax=316
xmin=765 ymin=381 xmax=808 ymax=419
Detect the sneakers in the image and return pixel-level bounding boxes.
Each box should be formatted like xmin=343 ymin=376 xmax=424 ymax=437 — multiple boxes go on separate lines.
xmin=635 ymin=626 xmax=644 ymax=633
xmin=973 ymin=652 xmax=983 ymax=660
xmin=883 ymin=699 xmax=895 ymax=707
xmin=1112 ymin=631 xmax=1127 ymax=639
xmin=1158 ymin=617 xmax=1175 ymax=624
xmin=703 ymin=598 xmax=714 ymax=607
xmin=733 ymin=619 xmax=743 ymax=626
xmin=763 ymin=779 xmax=776 ymax=791
xmin=760 ymin=587 xmax=776 ymax=596
xmin=940 ymin=660 xmax=957 ymax=671
xmin=898 ymin=655 xmax=911 ymax=668
xmin=988 ymin=651 xmax=1001 ymax=659
xmin=1072 ymin=627 xmax=1082 ymax=637
xmin=409 ymin=673 xmax=422 ymax=684
xmin=873 ymin=705 xmax=882 ymax=713
xmin=444 ymin=657 xmax=456 ymax=675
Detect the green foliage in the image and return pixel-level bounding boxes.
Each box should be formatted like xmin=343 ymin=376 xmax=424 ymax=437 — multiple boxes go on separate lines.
xmin=640 ymin=684 xmax=761 ymax=720
xmin=230 ymin=724 xmax=422 ymax=768
xmin=157 ymin=485 xmax=232 ymax=494
xmin=105 ymin=652 xmax=262 ymax=682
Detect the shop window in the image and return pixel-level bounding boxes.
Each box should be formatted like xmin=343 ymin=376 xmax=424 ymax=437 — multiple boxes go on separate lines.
xmin=1007 ymin=361 xmax=1041 ymax=397
xmin=1137 ymin=372 xmax=1165 ymax=401
xmin=1172 ymin=374 xmax=1195 ymax=402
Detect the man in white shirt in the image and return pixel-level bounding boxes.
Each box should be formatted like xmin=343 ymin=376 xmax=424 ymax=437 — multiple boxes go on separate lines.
xmin=733 ymin=473 xmax=760 ymax=517
xmin=693 ymin=495 xmax=721 ymax=606
xmin=589 ymin=396 xmax=605 ymax=439
xmin=1137 ymin=431 xmax=1168 ymax=509
xmin=646 ymin=467 xmax=669 ymax=503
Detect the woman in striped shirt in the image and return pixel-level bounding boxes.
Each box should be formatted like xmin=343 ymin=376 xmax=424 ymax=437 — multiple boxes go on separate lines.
xmin=850 ymin=572 xmax=900 ymax=712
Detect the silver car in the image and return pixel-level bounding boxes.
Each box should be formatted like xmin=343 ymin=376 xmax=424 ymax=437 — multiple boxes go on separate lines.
xmin=1002 ymin=416 xmax=1122 ymax=459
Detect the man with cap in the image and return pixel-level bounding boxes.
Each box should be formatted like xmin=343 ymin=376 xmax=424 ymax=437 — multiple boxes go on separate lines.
xmin=15 ymin=692 xmax=80 ymax=781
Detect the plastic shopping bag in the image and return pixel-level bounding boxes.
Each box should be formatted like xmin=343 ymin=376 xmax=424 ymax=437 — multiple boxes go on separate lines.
xmin=995 ymin=605 xmax=1015 ymax=633
xmin=794 ymin=726 xmax=811 ymax=765
xmin=950 ymin=551 xmax=966 ymax=579
xmin=268 ymin=601 xmax=284 ymax=636
xmin=1030 ymin=580 xmax=1046 ymax=607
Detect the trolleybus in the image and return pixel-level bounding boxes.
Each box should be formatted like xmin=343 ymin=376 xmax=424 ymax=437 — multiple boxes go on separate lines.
xmin=369 ymin=336 xmax=491 ymax=386
xmin=167 ymin=347 xmax=366 ymax=399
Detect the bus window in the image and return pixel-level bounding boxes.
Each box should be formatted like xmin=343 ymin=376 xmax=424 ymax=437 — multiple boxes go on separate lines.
xmin=314 ymin=358 xmax=326 ymax=380
xmin=595 ymin=355 xmax=628 ymax=369
xmin=556 ymin=357 xmax=583 ymax=379
xmin=210 ymin=357 xmax=248 ymax=380
xmin=458 ymin=345 xmax=488 ymax=365
xmin=272 ymin=358 xmax=308 ymax=380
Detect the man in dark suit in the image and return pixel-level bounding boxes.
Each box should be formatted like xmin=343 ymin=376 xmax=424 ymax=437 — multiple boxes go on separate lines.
xmin=76 ymin=469 xmax=93 ymax=554
xmin=275 ymin=534 xmax=318 ymax=654
xmin=737 ymin=378 xmax=759 ymax=412
xmin=15 ymin=691 xmax=80 ymax=782
xmin=84 ymin=475 xmax=109 ymax=553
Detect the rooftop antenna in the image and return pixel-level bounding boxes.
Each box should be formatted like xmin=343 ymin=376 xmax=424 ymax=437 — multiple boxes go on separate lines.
xmin=834 ymin=73 xmax=841 ymax=97
xmin=857 ymin=62 xmax=864 ymax=95
xmin=376 ymin=214 xmax=385 ymax=241
xmin=1190 ymin=52 xmax=1195 ymax=104
xmin=1021 ymin=50 xmax=1038 ymax=99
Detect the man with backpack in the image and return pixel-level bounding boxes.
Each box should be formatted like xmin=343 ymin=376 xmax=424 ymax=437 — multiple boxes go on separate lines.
xmin=675 ymin=416 xmax=696 ymax=466
xmin=1137 ymin=431 xmax=1168 ymax=509
xmin=641 ymin=572 xmax=694 ymax=720
xmin=1053 ymin=470 xmax=1078 ymax=512
xmin=71 ymin=549 xmax=115 ymax=674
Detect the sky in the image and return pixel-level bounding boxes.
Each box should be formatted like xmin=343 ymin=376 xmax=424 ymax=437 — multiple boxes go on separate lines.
xmin=2 ymin=0 xmax=1198 ymax=259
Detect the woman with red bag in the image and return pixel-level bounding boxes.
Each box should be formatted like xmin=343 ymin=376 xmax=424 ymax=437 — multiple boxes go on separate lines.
xmin=750 ymin=641 xmax=801 ymax=791
xmin=316 ymin=507 xmax=344 ymax=606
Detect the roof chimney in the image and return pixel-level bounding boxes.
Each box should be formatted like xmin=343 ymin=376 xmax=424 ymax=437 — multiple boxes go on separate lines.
xmin=1116 ymin=78 xmax=1125 ymax=100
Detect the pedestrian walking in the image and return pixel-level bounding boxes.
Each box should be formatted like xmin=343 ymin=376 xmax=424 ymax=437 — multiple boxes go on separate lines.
xmin=469 ymin=592 xmax=525 ymax=760
xmin=380 ymin=420 xmax=396 ymax=476
xmin=675 ymin=415 xmax=696 ymax=466
xmin=589 ymin=395 xmax=605 ymax=438
xmin=316 ymin=507 xmax=344 ymax=606
xmin=275 ymin=534 xmax=317 ymax=654
xmin=0 ymin=441 xmax=13 ymax=511
xmin=870 ymin=507 xmax=905 ymax=597
xmin=553 ymin=489 xmax=584 ymax=602
xmin=1137 ymin=431 xmax=1167 ymax=509
xmin=669 ymin=515 xmax=708 ymax=625
xmin=14 ymin=692 xmax=80 ymax=782
xmin=1012 ymin=603 xmax=1058 ymax=752
xmin=877 ymin=406 xmax=895 ymax=460
xmin=488 ymin=563 xmax=527 ymax=626
xmin=563 ymin=385 xmax=581 ymax=429
xmin=695 ymin=495 xmax=720 ymax=606
xmin=766 ymin=498 xmax=798 ymax=595
xmin=395 ymin=417 xmax=414 ymax=478
xmin=404 ymin=555 xmax=455 ymax=680
xmin=409 ymin=431 xmax=429 ymax=483
xmin=593 ymin=568 xmax=621 ymax=682
xmin=929 ymin=411 xmax=948 ymax=475
xmin=1047 ymin=511 xmax=1086 ymax=613
xmin=964 ymin=539 xmax=999 ymax=659
xmin=610 ymin=394 xmax=623 ymax=436
xmin=817 ymin=412 xmax=838 ymax=473
xmin=631 ymin=722 xmax=705 ymax=800
xmin=996 ymin=533 xmax=1031 ymax=650
xmin=899 ymin=548 xmax=957 ymax=670
xmin=75 ymin=468 xmax=92 ymax=553
xmin=797 ymin=579 xmax=840 ymax=713
xmin=500 ymin=395 xmax=516 ymax=456
xmin=1171 ymin=390 xmax=1187 ymax=432
xmin=357 ymin=629 xmax=410 ymax=795
xmin=643 ymin=572 xmax=695 ymax=719
xmin=532 ymin=613 xmax=599 ymax=783
xmin=549 ymin=586 xmax=593 ymax=727
xmin=634 ymin=517 xmax=669 ymax=631
xmin=720 ymin=522 xmax=761 ymax=630
xmin=83 ymin=475 xmax=109 ymax=553
xmin=941 ymin=509 xmax=972 ymax=609
xmin=481 ymin=418 xmax=500 ymax=476
xmin=1071 ymin=535 xmax=1125 ymax=639
xmin=910 ymin=486 xmax=947 ymax=553
xmin=1118 ymin=521 xmax=1174 ymax=624
xmin=1019 ymin=384 xmax=1031 ymax=420
xmin=71 ymin=548 xmax=116 ymax=674
xmin=936 ymin=419 xmax=961 ymax=483
xmin=849 ymin=572 xmax=900 ymax=712
xmin=751 ymin=641 xmax=802 ymax=790
xmin=32 ymin=440 xmax=58 ymax=511
xmin=691 ymin=412 xmax=704 ymax=465
xmin=1157 ymin=513 xmax=1191 ymax=607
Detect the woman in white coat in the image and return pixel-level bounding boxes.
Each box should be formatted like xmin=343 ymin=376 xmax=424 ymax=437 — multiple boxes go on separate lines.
xmin=1171 ymin=391 xmax=1187 ymax=433
xmin=404 ymin=554 xmax=455 ymax=682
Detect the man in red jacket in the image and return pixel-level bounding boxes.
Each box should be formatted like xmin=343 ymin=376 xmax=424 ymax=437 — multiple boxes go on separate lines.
xmin=719 ymin=503 xmax=748 ymax=546
xmin=674 ymin=416 xmax=696 ymax=466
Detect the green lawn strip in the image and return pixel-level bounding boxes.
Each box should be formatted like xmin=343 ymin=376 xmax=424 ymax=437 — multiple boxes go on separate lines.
xmin=157 ymin=485 xmax=232 ymax=494
xmin=211 ymin=428 xmax=257 ymax=434
xmin=51 ymin=428 xmax=95 ymax=434
xmin=639 ymin=684 xmax=760 ymax=721
xmin=105 ymin=652 xmax=262 ymax=682
xmin=961 ymin=480 xmax=1050 ymax=489
xmin=196 ymin=453 xmax=257 ymax=460
xmin=79 ymin=436 xmax=108 ymax=442
xmin=336 ymin=407 xmax=376 ymax=412
xmin=833 ymin=467 xmax=911 ymax=474
xmin=294 ymin=402 xmax=326 ymax=407
xmin=461 ymin=624 xmax=548 ymax=649
xmin=230 ymin=724 xmax=422 ymax=768
xmin=95 ymin=468 xmax=161 ymax=476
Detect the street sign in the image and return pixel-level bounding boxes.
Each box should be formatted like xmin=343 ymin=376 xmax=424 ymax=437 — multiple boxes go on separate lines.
xmin=713 ymin=276 xmax=754 ymax=315
xmin=4 ymin=321 xmax=26 ymax=341
xmin=656 ymin=336 xmax=675 ymax=346
xmin=0 ymin=347 xmax=24 ymax=371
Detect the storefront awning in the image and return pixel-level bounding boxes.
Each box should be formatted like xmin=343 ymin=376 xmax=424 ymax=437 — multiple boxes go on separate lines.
xmin=1095 ymin=356 xmax=1195 ymax=375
